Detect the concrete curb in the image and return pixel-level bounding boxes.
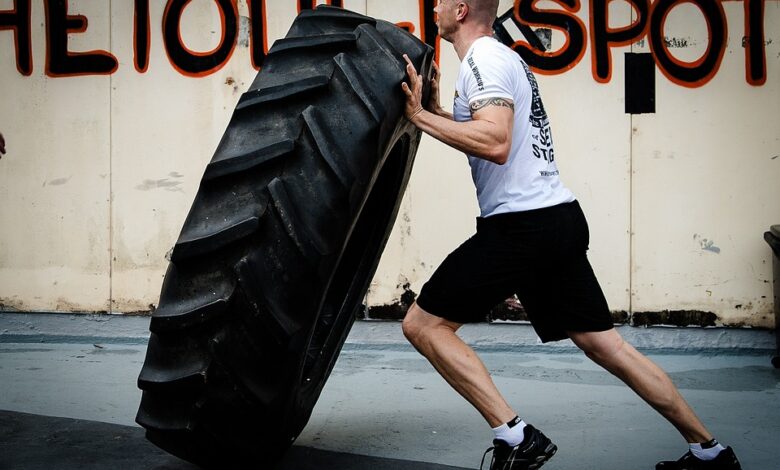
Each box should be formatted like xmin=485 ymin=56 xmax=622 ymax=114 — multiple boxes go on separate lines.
xmin=0 ymin=312 xmax=775 ymax=354
xmin=350 ymin=319 xmax=776 ymax=354
xmin=0 ymin=313 xmax=151 ymax=345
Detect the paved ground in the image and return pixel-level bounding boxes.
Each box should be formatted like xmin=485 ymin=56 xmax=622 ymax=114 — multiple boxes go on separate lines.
xmin=1 ymin=314 xmax=779 ymax=469
xmin=0 ymin=410 xmax=465 ymax=470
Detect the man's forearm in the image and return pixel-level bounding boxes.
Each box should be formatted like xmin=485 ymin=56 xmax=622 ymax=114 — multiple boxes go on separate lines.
xmin=430 ymin=105 xmax=454 ymax=121
xmin=410 ymin=110 xmax=508 ymax=164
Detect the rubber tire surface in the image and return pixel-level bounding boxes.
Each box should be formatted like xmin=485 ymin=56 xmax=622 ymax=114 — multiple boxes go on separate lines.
xmin=135 ymin=6 xmax=434 ymax=468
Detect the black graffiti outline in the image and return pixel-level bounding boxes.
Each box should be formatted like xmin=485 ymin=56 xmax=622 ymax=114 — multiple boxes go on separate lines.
xmin=44 ymin=0 xmax=119 ymax=77
xmin=0 ymin=0 xmax=773 ymax=86
xmin=0 ymin=0 xmax=32 ymax=75
xmin=162 ymin=0 xmax=239 ymax=78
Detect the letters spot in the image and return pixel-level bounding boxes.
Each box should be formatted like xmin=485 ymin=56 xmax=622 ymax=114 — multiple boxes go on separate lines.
xmin=648 ymin=0 xmax=726 ymax=88
xmin=590 ymin=0 xmax=649 ymax=83
xmin=508 ymin=0 xmax=587 ymax=74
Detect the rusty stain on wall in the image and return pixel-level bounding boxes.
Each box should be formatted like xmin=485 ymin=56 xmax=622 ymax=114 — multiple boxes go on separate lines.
xmin=135 ymin=178 xmax=183 ymax=192
xmin=362 ymin=290 xmax=634 ymax=325
xmin=742 ymin=36 xmax=773 ymax=48
xmin=0 ymin=297 xmax=26 ymax=312
xmin=632 ymin=310 xmax=718 ymax=327
xmin=111 ymin=298 xmax=157 ymax=315
xmin=693 ymin=234 xmax=721 ymax=254
xmin=489 ymin=296 xmax=527 ymax=322
xmin=534 ymin=28 xmax=552 ymax=51
xmin=364 ymin=282 xmax=417 ymax=320
xmin=43 ymin=176 xmax=71 ymax=187
xmin=635 ymin=37 xmax=695 ymax=49
xmin=664 ymin=37 xmax=695 ymax=48
xmin=225 ymin=76 xmax=239 ymax=94
xmin=0 ymin=297 xmax=108 ymax=315
xmin=239 ymin=16 xmax=251 ymax=48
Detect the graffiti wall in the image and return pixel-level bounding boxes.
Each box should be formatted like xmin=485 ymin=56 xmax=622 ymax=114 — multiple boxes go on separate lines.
xmin=0 ymin=0 xmax=777 ymax=327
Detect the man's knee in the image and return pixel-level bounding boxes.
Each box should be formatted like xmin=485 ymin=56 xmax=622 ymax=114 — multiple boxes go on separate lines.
xmin=402 ymin=303 xmax=425 ymax=344
xmin=402 ymin=303 xmax=457 ymax=346
xmin=569 ymin=329 xmax=625 ymax=365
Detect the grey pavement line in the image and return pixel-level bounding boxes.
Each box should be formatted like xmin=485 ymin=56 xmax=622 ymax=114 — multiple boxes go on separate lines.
xmin=0 ymin=312 xmax=775 ymax=353
xmin=0 ymin=334 xmax=150 ymax=345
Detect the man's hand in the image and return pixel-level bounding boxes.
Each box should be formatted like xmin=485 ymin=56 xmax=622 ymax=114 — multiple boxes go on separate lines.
xmin=0 ymin=132 xmax=5 ymax=158
xmin=401 ymin=54 xmax=424 ymax=122
xmin=427 ymin=61 xmax=442 ymax=114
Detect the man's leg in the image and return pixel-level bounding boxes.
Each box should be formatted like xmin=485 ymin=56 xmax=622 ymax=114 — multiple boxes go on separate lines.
xmin=567 ymin=328 xmax=711 ymax=443
xmin=403 ymin=302 xmax=559 ymax=469
xmin=402 ymin=302 xmax=516 ymax=427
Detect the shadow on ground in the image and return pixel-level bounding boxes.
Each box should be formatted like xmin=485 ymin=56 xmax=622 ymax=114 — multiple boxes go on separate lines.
xmin=0 ymin=410 xmax=469 ymax=470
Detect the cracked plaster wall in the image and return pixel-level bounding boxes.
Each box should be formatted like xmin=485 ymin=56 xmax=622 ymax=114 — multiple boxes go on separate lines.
xmin=0 ymin=0 xmax=778 ymax=328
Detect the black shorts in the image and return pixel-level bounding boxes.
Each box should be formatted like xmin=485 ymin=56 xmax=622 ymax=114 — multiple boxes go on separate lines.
xmin=416 ymin=200 xmax=613 ymax=343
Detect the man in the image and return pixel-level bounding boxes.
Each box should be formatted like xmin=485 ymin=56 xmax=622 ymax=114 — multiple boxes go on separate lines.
xmin=399 ymin=1 xmax=741 ymax=469
xmin=0 ymin=132 xmax=6 ymax=158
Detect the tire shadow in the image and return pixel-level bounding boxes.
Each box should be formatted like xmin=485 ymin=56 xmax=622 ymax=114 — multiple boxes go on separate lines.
xmin=0 ymin=410 xmax=468 ymax=470
xmin=277 ymin=446 xmax=470 ymax=469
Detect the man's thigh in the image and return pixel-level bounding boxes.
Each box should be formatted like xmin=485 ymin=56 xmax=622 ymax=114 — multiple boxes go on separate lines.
xmin=515 ymin=252 xmax=614 ymax=343
xmin=415 ymin=231 xmax=525 ymax=324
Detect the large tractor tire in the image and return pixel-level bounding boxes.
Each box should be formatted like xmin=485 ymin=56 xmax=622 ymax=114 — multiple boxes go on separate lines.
xmin=135 ymin=6 xmax=434 ymax=468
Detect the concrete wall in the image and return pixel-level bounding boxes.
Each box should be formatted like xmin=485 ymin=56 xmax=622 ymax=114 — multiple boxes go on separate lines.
xmin=0 ymin=0 xmax=777 ymax=327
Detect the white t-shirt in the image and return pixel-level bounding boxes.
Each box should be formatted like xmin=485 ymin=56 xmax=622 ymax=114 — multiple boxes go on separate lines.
xmin=454 ymin=36 xmax=575 ymax=217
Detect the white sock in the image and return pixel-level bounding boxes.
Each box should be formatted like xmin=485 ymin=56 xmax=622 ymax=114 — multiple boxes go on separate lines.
xmin=492 ymin=416 xmax=527 ymax=447
xmin=690 ymin=439 xmax=726 ymax=461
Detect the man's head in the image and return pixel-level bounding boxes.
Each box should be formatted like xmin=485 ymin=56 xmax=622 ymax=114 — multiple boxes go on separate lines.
xmin=435 ymin=0 xmax=499 ymax=42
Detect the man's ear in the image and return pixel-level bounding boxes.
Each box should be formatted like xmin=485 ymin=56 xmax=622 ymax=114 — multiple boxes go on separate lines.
xmin=456 ymin=2 xmax=468 ymax=21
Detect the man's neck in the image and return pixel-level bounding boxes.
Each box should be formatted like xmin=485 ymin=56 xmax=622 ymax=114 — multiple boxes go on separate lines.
xmin=452 ymin=25 xmax=495 ymax=61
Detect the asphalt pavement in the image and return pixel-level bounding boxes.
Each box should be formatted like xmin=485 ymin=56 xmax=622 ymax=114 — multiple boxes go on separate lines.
xmin=1 ymin=314 xmax=778 ymax=469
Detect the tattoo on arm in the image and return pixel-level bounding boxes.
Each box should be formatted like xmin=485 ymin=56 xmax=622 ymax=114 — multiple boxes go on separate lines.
xmin=469 ymin=97 xmax=514 ymax=116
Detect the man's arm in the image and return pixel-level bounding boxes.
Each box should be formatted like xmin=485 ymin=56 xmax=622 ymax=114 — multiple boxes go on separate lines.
xmin=0 ymin=132 xmax=5 ymax=157
xmin=401 ymin=55 xmax=513 ymax=165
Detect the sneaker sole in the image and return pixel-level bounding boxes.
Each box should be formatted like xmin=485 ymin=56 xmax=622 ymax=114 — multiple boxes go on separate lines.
xmin=528 ymin=443 xmax=557 ymax=470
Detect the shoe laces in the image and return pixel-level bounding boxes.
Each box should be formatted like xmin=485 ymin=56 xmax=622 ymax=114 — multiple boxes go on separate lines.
xmin=480 ymin=444 xmax=519 ymax=470
xmin=673 ymin=451 xmax=717 ymax=470
xmin=679 ymin=451 xmax=696 ymax=462
xmin=678 ymin=451 xmax=704 ymax=468
xmin=480 ymin=446 xmax=495 ymax=470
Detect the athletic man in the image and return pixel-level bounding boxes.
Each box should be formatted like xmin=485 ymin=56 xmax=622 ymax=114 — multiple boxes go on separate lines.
xmin=399 ymin=1 xmax=742 ymax=468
